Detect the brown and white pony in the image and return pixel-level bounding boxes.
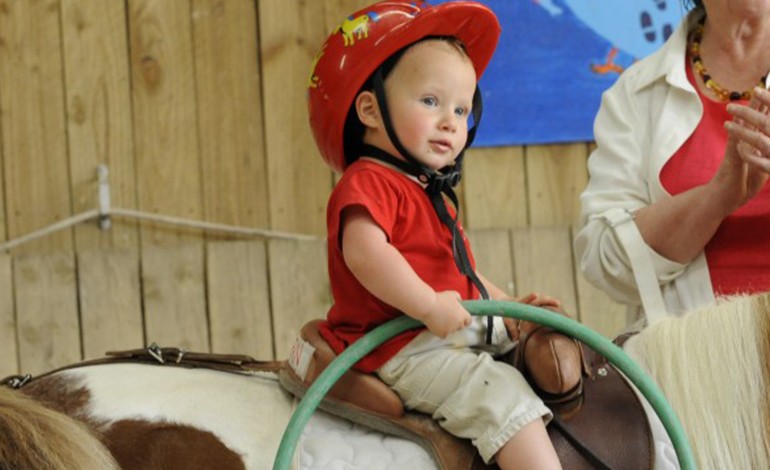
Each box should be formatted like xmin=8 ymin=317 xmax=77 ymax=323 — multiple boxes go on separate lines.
xmin=2 ymin=292 xmax=770 ymax=469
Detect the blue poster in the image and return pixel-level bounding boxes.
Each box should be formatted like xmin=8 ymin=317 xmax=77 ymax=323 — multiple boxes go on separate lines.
xmin=435 ymin=0 xmax=690 ymax=146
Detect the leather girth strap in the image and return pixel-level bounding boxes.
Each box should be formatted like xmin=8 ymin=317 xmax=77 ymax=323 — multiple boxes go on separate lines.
xmin=0 ymin=344 xmax=284 ymax=391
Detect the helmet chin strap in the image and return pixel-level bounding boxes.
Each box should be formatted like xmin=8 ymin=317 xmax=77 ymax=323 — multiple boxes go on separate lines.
xmin=370 ymin=67 xmax=482 ymax=188
xmin=362 ymin=66 xmax=496 ymax=345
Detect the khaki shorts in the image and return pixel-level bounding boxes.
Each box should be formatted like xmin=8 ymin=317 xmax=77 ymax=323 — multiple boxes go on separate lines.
xmin=377 ymin=330 xmax=552 ymax=463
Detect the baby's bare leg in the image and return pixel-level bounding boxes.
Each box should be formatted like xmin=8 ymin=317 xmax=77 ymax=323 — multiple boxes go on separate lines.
xmin=495 ymin=419 xmax=562 ymax=470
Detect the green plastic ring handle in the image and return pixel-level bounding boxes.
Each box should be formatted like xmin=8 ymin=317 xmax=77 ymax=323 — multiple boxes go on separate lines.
xmin=273 ymin=300 xmax=696 ymax=470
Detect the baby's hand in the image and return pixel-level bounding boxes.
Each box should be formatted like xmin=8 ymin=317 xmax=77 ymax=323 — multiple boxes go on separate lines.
xmin=422 ymin=290 xmax=472 ymax=338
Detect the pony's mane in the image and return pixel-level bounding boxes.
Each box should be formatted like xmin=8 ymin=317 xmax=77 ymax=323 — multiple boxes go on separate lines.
xmin=0 ymin=386 xmax=118 ymax=470
xmin=626 ymin=292 xmax=770 ymax=468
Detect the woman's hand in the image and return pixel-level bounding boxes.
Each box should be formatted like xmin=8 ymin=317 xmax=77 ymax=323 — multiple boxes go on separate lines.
xmin=502 ymin=292 xmax=568 ymax=341
xmin=516 ymin=292 xmax=563 ymax=312
xmin=719 ymin=87 xmax=770 ymax=207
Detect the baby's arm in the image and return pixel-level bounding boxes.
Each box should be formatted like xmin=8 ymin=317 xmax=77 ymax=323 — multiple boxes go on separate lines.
xmin=476 ymin=272 xmax=563 ymax=310
xmin=476 ymin=272 xmax=568 ymax=334
xmin=341 ymin=205 xmax=472 ymax=338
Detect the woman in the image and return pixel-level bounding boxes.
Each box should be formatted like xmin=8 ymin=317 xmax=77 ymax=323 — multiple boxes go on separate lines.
xmin=575 ymin=0 xmax=770 ymax=320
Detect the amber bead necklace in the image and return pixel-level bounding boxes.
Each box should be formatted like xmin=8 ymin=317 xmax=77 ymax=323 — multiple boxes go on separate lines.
xmin=689 ymin=18 xmax=768 ymax=101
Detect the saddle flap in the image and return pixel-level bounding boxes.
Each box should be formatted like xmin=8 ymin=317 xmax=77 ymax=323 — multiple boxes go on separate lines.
xmin=286 ymin=320 xmax=404 ymax=418
xmin=547 ymin=344 xmax=653 ymax=470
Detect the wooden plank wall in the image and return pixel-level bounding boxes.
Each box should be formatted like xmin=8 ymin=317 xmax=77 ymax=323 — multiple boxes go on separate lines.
xmin=0 ymin=0 xmax=625 ymax=379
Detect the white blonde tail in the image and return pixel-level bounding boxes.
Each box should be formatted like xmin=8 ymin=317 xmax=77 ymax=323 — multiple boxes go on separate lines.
xmin=627 ymin=293 xmax=770 ymax=469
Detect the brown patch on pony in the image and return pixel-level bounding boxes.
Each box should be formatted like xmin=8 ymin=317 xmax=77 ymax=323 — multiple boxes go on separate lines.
xmin=103 ymin=419 xmax=246 ymax=470
xmin=22 ymin=374 xmax=91 ymax=416
xmin=21 ymin=372 xmax=108 ymax=432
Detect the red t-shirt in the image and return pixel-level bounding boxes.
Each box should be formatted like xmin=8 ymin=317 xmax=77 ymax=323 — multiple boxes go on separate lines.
xmin=660 ymin=57 xmax=770 ymax=296
xmin=319 ymin=159 xmax=480 ymax=372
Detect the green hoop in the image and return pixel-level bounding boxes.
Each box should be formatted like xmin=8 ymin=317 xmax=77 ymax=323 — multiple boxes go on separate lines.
xmin=273 ymin=300 xmax=696 ymax=469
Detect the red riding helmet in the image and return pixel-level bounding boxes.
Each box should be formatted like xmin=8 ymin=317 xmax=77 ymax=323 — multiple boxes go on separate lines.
xmin=307 ymin=1 xmax=501 ymax=173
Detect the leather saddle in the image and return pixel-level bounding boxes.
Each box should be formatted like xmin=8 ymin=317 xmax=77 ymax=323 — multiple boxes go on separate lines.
xmin=278 ymin=320 xmax=653 ymax=470
xmin=279 ymin=320 xmax=486 ymax=470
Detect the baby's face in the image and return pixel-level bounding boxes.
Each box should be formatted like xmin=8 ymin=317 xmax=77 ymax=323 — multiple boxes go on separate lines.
xmin=382 ymin=40 xmax=477 ymax=171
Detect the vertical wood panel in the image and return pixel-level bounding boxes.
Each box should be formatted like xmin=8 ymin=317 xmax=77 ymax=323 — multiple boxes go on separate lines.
xmin=129 ymin=0 xmax=202 ymax=229
xmin=268 ymin=238 xmax=330 ymax=358
xmin=0 ymin=0 xmax=74 ymax=253
xmin=463 ymin=147 xmax=528 ymax=230
xmin=142 ymin=244 xmax=208 ymax=350
xmin=525 ymin=143 xmax=589 ymax=227
xmin=192 ymin=1 xmax=271 ymax=357
xmin=14 ymin=253 xmax=80 ymax=375
xmin=61 ymin=0 xmax=144 ymax=359
xmin=570 ymin=228 xmax=628 ymax=337
xmin=259 ymin=0 xmax=332 ymax=235
xmin=207 ymin=240 xmax=273 ymax=358
xmin=0 ymin=254 xmax=16 ymax=377
xmin=511 ymin=227 xmax=578 ymax=316
xmin=574 ymin=269 xmax=629 ymax=338
xmin=192 ymin=0 xmax=268 ymax=228
xmin=78 ymin=249 xmax=143 ymax=358
xmin=61 ymin=0 xmax=138 ymax=250
xmin=128 ymin=0 xmax=208 ymax=350
xmin=468 ymin=228 xmax=515 ymax=297
xmin=0 ymin=118 xmax=5 ymax=243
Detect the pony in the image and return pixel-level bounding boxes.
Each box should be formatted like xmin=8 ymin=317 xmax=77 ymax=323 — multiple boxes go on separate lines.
xmin=2 ymin=292 xmax=770 ymax=469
